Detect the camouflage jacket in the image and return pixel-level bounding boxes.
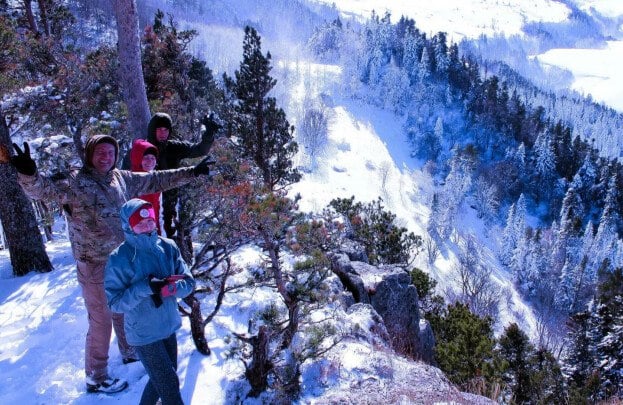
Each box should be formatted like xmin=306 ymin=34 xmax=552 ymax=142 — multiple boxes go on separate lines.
xmin=18 ymin=166 xmax=196 ymax=264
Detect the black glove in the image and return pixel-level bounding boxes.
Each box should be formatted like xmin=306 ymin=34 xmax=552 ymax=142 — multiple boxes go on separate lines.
xmin=10 ymin=142 xmax=37 ymax=176
xmin=149 ymin=275 xmax=167 ymax=308
xmin=201 ymin=113 xmax=222 ymax=141
xmin=193 ymin=156 xmax=215 ymax=177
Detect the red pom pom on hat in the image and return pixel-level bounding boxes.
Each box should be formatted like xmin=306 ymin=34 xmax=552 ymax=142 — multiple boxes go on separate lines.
xmin=129 ymin=204 xmax=156 ymax=229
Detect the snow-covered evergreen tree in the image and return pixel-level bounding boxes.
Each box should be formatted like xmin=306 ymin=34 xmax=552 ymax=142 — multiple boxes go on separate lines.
xmin=502 ymin=193 xmax=527 ymax=268
xmin=562 ymin=310 xmax=596 ymax=391
xmin=593 ymin=268 xmax=623 ymax=398
xmin=402 ymin=30 xmax=423 ymax=85
xmin=591 ymin=176 xmax=620 ymax=272
xmin=533 ymin=128 xmax=557 ymax=201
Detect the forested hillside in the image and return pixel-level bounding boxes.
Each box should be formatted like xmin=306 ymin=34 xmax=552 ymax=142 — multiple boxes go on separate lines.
xmin=309 ymin=9 xmax=623 ymax=399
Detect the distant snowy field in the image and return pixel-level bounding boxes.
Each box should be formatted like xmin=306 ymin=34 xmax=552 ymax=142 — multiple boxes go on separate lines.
xmin=312 ymin=0 xmax=569 ymax=39
xmin=536 ymin=41 xmax=623 ymax=111
xmin=312 ymin=0 xmax=623 ymax=112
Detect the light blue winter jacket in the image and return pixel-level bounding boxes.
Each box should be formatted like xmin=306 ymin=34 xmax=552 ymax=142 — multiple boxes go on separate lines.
xmin=105 ymin=198 xmax=195 ymax=346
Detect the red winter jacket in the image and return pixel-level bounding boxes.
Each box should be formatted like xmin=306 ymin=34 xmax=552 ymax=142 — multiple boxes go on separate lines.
xmin=130 ymin=139 xmax=162 ymax=235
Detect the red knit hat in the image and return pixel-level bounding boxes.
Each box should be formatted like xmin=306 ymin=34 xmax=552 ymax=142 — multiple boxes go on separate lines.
xmin=129 ymin=204 xmax=156 ymax=229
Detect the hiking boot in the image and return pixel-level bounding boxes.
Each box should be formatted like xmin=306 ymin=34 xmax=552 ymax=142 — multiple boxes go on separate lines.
xmin=86 ymin=376 xmax=128 ymax=394
xmin=122 ymin=357 xmax=139 ymax=365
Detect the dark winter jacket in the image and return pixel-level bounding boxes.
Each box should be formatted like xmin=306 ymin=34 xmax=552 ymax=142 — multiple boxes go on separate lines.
xmin=17 ymin=134 xmax=197 ymax=264
xmin=146 ymin=112 xmax=213 ymax=170
xmin=130 ymin=138 xmax=162 ymax=234
xmin=105 ymin=198 xmax=195 ymax=346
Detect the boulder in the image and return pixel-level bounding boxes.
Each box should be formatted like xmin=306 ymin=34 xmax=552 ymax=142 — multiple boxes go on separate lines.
xmin=368 ymin=268 xmax=421 ymax=358
xmin=330 ymin=252 xmax=433 ymax=362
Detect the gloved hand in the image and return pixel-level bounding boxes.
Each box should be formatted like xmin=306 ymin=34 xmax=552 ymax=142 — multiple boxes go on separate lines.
xmin=201 ymin=113 xmax=222 ymax=141
xmin=193 ymin=156 xmax=215 ymax=177
xmin=161 ymin=274 xmax=185 ymax=297
xmin=148 ymin=275 xmax=168 ymax=308
xmin=149 ymin=276 xmax=167 ymax=294
xmin=161 ymin=280 xmax=177 ymax=298
xmin=10 ymin=142 xmax=37 ymax=176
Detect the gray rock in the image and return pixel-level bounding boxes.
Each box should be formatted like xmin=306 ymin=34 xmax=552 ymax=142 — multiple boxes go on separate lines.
xmin=338 ymin=239 xmax=368 ymax=262
xmin=369 ymin=269 xmax=421 ymax=358
xmin=330 ymin=254 xmax=370 ymax=304
xmin=418 ymin=319 xmax=436 ymax=364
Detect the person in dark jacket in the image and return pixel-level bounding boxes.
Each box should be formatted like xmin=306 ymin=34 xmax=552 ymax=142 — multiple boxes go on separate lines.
xmin=133 ymin=112 xmax=220 ymax=238
xmin=10 ymin=135 xmax=212 ymax=394
xmin=106 ymin=198 xmax=194 ymax=405
xmin=130 ymin=139 xmax=162 ymax=234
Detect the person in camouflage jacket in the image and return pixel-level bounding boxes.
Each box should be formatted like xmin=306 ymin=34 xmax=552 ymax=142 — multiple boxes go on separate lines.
xmin=11 ymin=134 xmax=212 ymax=394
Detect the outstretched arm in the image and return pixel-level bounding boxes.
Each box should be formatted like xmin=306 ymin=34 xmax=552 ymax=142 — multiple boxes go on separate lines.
xmin=124 ymin=156 xmax=215 ymax=196
xmin=11 ymin=142 xmax=69 ymax=204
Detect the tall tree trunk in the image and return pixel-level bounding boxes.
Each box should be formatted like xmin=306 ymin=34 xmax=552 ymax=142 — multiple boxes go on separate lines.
xmin=23 ymin=0 xmax=39 ymax=34
xmin=0 ymin=113 xmax=53 ymax=275
xmin=182 ymin=294 xmax=211 ymax=355
xmin=113 ymin=0 xmax=150 ymax=139
xmin=240 ymin=326 xmax=272 ymax=397
xmin=37 ymin=0 xmax=50 ymax=37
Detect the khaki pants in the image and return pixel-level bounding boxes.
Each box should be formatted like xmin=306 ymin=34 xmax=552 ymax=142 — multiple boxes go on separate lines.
xmin=77 ymin=261 xmax=135 ymax=382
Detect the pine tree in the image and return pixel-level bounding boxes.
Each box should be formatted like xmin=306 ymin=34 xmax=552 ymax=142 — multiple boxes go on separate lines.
xmin=533 ymin=128 xmax=557 ymax=201
xmin=328 ymin=197 xmax=422 ymax=266
xmin=554 ymin=187 xmax=587 ymax=311
xmin=563 ymin=311 xmax=596 ymax=389
xmin=418 ymin=46 xmax=431 ymax=84
xmin=431 ymin=31 xmax=449 ymax=79
xmin=592 ymin=176 xmax=620 ymax=272
xmin=402 ymin=30 xmax=423 ymax=85
xmin=593 ymin=268 xmax=623 ymax=398
xmin=528 ymin=348 xmax=566 ymax=403
xmin=570 ymin=154 xmax=597 ymax=218
xmin=499 ymin=323 xmax=534 ymax=403
xmin=434 ymin=303 xmax=503 ymax=395
xmin=501 ymin=202 xmax=518 ymax=266
xmin=224 ymin=26 xmax=300 ymax=190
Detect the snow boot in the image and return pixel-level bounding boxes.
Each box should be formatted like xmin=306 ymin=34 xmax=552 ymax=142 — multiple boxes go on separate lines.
xmin=85 ymin=376 xmax=128 ymax=394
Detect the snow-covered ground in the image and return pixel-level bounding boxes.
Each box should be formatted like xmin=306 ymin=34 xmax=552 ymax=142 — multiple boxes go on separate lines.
xmin=536 ymin=40 xmax=623 ymax=111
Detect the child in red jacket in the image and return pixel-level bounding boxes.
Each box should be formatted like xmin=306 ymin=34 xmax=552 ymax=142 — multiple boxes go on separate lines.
xmin=130 ymin=139 xmax=162 ymax=235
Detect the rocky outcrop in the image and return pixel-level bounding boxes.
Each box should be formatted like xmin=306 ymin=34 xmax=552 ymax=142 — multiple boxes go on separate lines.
xmin=369 ymin=268 xmax=421 ymax=358
xmin=330 ymin=252 xmax=435 ymax=363
xmin=302 ymin=341 xmax=496 ymax=405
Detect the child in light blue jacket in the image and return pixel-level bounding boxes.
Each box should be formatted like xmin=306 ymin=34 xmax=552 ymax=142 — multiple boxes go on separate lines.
xmin=105 ymin=198 xmax=195 ymax=405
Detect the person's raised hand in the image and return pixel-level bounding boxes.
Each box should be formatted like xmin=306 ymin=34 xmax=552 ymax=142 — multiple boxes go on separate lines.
xmin=10 ymin=142 xmax=37 ymax=176
xmin=201 ymin=113 xmax=222 ymax=142
xmin=193 ymin=156 xmax=215 ymax=177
